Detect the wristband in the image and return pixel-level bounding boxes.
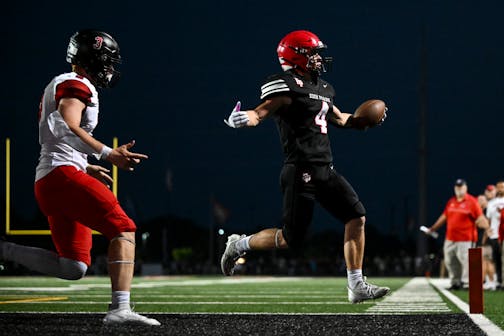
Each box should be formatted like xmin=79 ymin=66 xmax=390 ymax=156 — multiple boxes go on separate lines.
xmin=99 ymin=145 xmax=113 ymax=160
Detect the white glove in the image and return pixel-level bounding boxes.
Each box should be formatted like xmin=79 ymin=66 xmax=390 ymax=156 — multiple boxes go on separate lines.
xmin=224 ymin=101 xmax=249 ymax=128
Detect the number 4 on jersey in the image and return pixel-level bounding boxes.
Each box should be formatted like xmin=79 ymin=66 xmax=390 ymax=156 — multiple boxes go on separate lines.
xmin=315 ymin=101 xmax=329 ymax=134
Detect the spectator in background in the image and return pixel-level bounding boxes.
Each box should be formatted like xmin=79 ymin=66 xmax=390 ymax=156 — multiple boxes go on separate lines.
xmin=485 ymin=184 xmax=497 ymax=202
xmin=478 ymin=195 xmax=497 ymax=290
xmin=500 ymin=208 xmax=504 ymax=290
xmin=427 ymin=179 xmax=490 ymax=290
xmin=486 ymin=180 xmax=504 ymax=289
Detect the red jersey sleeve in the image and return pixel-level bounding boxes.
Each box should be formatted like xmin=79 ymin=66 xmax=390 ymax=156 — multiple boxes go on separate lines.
xmin=442 ymin=199 xmax=452 ymax=216
xmin=55 ymin=80 xmax=92 ymax=105
xmin=470 ymin=195 xmax=483 ymax=219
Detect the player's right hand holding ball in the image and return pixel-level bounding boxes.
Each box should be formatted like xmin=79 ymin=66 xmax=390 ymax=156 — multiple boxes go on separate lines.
xmin=350 ymin=99 xmax=388 ymax=130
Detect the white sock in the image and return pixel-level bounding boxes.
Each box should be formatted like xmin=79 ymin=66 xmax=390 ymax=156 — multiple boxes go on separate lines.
xmin=112 ymin=291 xmax=130 ymax=307
xmin=235 ymin=236 xmax=251 ymax=254
xmin=347 ymin=269 xmax=363 ymax=289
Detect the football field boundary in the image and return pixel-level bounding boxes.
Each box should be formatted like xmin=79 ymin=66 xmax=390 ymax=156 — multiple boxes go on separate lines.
xmin=430 ymin=278 xmax=504 ymax=336
xmin=0 ymin=276 xmax=502 ymax=335
xmin=0 ymin=312 xmax=488 ymax=335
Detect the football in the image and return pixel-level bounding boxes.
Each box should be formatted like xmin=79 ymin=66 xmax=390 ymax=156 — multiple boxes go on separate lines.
xmin=353 ymin=99 xmax=387 ymax=127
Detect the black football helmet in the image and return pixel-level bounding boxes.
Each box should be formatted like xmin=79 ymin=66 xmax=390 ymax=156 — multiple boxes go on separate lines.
xmin=66 ymin=29 xmax=121 ymax=88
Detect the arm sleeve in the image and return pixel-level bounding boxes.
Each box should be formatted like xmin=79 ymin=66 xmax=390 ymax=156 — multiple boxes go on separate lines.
xmin=442 ymin=201 xmax=450 ymax=217
xmin=55 ymin=80 xmax=92 ymax=105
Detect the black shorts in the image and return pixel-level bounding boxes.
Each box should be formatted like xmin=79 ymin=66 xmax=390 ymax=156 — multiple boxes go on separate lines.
xmin=280 ymin=163 xmax=366 ymax=248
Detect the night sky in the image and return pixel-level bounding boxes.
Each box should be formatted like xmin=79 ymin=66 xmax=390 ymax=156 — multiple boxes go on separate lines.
xmin=2 ymin=0 xmax=504 ymax=242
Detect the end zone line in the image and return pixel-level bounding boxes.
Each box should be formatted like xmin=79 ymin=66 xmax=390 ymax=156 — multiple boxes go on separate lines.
xmin=429 ymin=278 xmax=504 ymax=336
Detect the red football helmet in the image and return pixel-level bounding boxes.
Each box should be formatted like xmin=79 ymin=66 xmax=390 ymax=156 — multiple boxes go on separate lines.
xmin=276 ymin=30 xmax=332 ymax=74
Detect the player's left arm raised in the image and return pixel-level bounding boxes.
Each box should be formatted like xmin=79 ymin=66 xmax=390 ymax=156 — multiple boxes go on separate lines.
xmin=224 ymin=96 xmax=291 ymax=128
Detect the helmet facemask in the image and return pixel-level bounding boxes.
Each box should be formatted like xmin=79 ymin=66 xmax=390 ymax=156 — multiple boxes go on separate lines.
xmin=305 ymin=46 xmax=333 ymax=75
xmin=94 ymin=51 xmax=121 ymax=88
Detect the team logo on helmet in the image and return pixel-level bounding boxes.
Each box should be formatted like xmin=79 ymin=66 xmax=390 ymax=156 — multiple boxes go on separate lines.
xmin=93 ymin=36 xmax=104 ymax=50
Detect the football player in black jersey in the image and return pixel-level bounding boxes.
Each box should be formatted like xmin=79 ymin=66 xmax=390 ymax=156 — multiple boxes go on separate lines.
xmin=221 ymin=30 xmax=389 ymax=303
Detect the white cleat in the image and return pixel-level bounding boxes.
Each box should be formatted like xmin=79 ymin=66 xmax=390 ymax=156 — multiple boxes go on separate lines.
xmin=103 ymin=304 xmax=161 ymax=326
xmin=348 ymin=278 xmax=390 ymax=304
xmin=483 ymin=281 xmax=497 ymax=291
xmin=220 ymin=234 xmax=246 ymax=276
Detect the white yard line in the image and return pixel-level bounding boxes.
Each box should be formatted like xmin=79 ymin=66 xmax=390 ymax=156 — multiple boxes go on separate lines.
xmin=429 ymin=278 xmax=504 ymax=336
xmin=0 ymin=294 xmax=347 ymax=299
xmin=0 ymin=277 xmax=306 ymax=292
xmin=367 ymin=277 xmax=450 ymax=313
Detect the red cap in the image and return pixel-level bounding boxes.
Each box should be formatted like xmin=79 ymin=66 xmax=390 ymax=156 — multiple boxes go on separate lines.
xmin=486 ymin=185 xmax=496 ymax=191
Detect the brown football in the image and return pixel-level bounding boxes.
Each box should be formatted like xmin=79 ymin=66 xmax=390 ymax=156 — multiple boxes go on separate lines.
xmin=353 ymin=99 xmax=387 ymax=126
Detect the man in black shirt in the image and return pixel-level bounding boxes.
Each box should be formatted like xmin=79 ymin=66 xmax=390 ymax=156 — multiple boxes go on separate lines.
xmin=221 ymin=30 xmax=389 ymax=303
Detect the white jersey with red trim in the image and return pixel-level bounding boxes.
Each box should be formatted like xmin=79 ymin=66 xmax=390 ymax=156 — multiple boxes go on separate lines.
xmin=486 ymin=196 xmax=504 ymax=239
xmin=36 ymin=72 xmax=99 ymax=181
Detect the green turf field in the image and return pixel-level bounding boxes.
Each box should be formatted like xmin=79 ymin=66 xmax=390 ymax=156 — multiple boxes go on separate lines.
xmin=2 ymin=276 xmax=503 ymax=335
xmin=0 ymin=276 xmax=404 ymax=313
xmin=0 ymin=275 xmax=502 ymax=331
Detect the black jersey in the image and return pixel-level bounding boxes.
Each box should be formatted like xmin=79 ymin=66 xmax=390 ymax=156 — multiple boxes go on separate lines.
xmin=260 ymin=70 xmax=336 ymax=164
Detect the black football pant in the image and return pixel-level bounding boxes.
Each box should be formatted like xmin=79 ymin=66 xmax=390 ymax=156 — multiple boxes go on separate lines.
xmin=280 ymin=163 xmax=366 ymax=250
xmin=489 ymin=238 xmax=502 ymax=284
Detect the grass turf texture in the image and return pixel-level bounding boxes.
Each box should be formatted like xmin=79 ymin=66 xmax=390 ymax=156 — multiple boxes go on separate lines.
xmin=0 ymin=276 xmax=404 ymax=314
xmin=0 ymin=276 xmax=500 ymax=335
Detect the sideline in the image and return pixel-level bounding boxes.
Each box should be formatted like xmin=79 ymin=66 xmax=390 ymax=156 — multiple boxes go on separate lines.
xmin=430 ymin=278 xmax=504 ymax=336
xmin=366 ymin=277 xmax=450 ymax=314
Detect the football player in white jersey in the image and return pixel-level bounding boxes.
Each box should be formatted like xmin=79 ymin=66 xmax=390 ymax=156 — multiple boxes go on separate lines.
xmin=0 ymin=30 xmax=160 ymax=326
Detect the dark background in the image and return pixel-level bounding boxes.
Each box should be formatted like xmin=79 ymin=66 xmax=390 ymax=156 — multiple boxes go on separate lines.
xmin=1 ymin=0 xmax=503 ymax=270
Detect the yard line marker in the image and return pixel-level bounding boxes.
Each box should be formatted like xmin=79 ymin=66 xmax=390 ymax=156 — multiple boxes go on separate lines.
xmin=0 ymin=294 xmax=347 ymax=299
xmin=367 ymin=277 xmax=450 ymax=313
xmin=0 ymin=296 xmax=68 ymax=304
xmin=0 ymin=277 xmax=308 ymax=292
xmin=430 ymin=278 xmax=504 ymax=336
